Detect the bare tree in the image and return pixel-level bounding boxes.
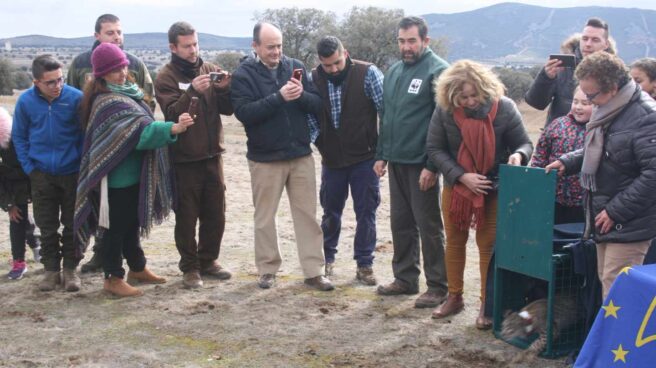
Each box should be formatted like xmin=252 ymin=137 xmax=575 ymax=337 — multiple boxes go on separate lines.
xmin=214 ymin=52 xmax=245 ymax=73
xmin=430 ymin=37 xmax=449 ymax=60
xmin=338 ymin=7 xmax=404 ymax=69
xmin=254 ymin=7 xmax=338 ymax=67
xmin=0 ymin=58 xmax=16 ymax=95
xmin=493 ymin=67 xmax=534 ymax=102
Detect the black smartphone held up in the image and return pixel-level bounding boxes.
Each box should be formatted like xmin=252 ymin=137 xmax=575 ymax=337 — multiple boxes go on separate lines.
xmin=549 ymin=54 xmax=576 ymax=68
xmin=188 ymin=96 xmax=199 ymax=119
xmin=292 ymin=68 xmax=303 ymax=82
xmin=209 ymin=72 xmax=226 ymax=83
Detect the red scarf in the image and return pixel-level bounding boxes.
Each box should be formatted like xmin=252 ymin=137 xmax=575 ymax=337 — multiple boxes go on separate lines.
xmin=450 ymin=100 xmax=498 ymax=230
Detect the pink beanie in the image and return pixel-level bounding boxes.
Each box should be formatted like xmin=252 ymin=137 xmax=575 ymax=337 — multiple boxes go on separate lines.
xmin=91 ymin=42 xmax=129 ymax=78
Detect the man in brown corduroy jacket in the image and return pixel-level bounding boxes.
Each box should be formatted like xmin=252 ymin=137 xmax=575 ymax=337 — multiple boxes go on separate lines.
xmin=155 ymin=21 xmax=233 ymax=289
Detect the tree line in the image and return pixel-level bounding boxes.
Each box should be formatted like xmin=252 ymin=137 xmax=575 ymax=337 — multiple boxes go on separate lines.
xmin=0 ymin=6 xmax=538 ymax=103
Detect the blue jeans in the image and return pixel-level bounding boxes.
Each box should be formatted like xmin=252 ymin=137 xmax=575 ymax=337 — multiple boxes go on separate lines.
xmin=320 ymin=159 xmax=380 ymax=267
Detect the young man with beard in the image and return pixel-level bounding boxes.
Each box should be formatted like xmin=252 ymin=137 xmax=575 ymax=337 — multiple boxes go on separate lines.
xmin=13 ymin=55 xmax=84 ymax=292
xmin=374 ymin=16 xmax=449 ymax=309
xmin=71 ymin=13 xmax=156 ymax=273
xmin=525 ymin=17 xmax=613 ymax=126
xmin=155 ymin=21 xmax=234 ymax=289
xmin=310 ymin=36 xmax=383 ymax=285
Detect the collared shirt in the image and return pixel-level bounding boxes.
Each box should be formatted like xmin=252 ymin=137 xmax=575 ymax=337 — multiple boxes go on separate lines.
xmin=308 ymin=65 xmax=384 ymax=142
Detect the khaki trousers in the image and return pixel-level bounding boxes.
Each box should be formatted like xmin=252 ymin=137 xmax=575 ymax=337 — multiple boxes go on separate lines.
xmin=248 ymin=155 xmax=324 ymax=278
xmin=597 ymin=240 xmax=651 ymax=299
xmin=442 ymin=186 xmax=497 ymax=302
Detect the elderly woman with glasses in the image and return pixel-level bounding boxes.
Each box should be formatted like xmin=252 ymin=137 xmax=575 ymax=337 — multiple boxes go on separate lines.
xmin=74 ymin=43 xmax=194 ymax=297
xmin=426 ymin=60 xmax=533 ymax=329
xmin=546 ymin=52 xmax=656 ymax=299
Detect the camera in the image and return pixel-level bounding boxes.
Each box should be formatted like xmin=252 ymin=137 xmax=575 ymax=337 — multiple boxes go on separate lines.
xmin=209 ymin=72 xmax=226 ymax=82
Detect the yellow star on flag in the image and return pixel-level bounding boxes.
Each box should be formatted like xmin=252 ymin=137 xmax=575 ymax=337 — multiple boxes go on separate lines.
xmin=602 ymin=300 xmax=621 ymax=319
xmin=619 ymin=266 xmax=632 ymax=275
xmin=611 ymin=344 xmax=629 ymax=363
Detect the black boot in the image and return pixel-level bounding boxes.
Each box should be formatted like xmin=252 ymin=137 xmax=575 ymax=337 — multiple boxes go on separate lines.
xmin=81 ymin=241 xmax=103 ymax=273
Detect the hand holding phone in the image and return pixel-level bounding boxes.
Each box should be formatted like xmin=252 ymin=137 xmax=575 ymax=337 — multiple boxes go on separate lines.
xmin=549 ymin=54 xmax=576 ymax=68
xmin=292 ymin=68 xmax=303 ymax=82
xmin=188 ymin=97 xmax=199 ymax=120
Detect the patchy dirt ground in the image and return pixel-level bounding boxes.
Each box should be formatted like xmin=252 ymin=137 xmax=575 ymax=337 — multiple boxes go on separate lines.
xmin=0 ymin=103 xmax=569 ymax=367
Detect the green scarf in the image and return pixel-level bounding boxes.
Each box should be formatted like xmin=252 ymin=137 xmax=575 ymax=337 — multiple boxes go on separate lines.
xmin=107 ymin=81 xmax=144 ymax=100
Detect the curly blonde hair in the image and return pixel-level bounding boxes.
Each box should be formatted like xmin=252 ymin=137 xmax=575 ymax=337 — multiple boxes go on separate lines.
xmin=435 ymin=60 xmax=505 ymax=111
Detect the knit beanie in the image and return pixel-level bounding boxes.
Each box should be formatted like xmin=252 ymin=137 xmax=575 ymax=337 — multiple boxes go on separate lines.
xmin=91 ymin=42 xmax=129 ymax=78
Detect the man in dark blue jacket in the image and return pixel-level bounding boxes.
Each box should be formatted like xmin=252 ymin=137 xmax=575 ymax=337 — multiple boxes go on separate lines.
xmin=12 ymin=55 xmax=84 ymax=292
xmin=230 ymin=22 xmax=333 ymax=291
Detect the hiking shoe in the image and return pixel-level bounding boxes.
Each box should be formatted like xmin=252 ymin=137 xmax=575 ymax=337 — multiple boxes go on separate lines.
xmin=356 ymin=266 xmax=377 ymax=286
xmin=376 ymin=280 xmax=419 ymax=296
xmin=415 ymin=290 xmax=447 ymax=308
xmin=257 ymin=273 xmax=276 ymax=289
xmin=39 ymin=271 xmax=61 ymax=291
xmin=304 ymin=275 xmax=335 ymax=291
xmin=182 ymin=271 xmax=203 ymax=289
xmin=325 ymin=262 xmax=334 ymax=277
xmin=7 ymin=260 xmax=27 ymax=280
xmin=31 ymin=246 xmax=41 ymax=263
xmin=62 ymin=268 xmax=81 ymax=292
xmin=200 ymin=262 xmax=232 ymax=280
xmin=80 ymin=252 xmax=102 ymax=273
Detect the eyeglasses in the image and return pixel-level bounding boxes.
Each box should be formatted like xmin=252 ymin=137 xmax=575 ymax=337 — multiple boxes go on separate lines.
xmin=584 ymin=90 xmax=602 ymax=101
xmin=39 ymin=77 xmax=65 ymax=88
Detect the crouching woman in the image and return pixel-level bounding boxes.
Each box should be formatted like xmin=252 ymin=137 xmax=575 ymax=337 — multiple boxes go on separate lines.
xmin=74 ymin=42 xmax=194 ymax=297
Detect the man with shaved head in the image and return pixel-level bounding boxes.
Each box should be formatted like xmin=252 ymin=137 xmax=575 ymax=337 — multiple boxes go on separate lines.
xmin=230 ymin=22 xmax=333 ymax=291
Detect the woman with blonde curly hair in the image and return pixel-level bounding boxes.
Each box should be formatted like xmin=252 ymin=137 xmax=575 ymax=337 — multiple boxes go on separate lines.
xmin=426 ymin=60 xmax=533 ymax=329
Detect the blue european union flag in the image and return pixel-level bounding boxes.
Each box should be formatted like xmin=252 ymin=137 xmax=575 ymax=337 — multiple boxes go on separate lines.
xmin=575 ymin=264 xmax=656 ymax=367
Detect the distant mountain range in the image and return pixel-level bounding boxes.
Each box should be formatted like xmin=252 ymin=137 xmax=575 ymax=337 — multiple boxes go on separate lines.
xmin=423 ymin=2 xmax=656 ymax=64
xmin=1 ymin=33 xmax=251 ymax=51
xmin=2 ymin=2 xmax=654 ymax=64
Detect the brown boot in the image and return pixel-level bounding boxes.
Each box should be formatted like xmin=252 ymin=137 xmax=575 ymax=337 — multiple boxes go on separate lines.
xmin=104 ymin=276 xmax=143 ymax=297
xmin=431 ymin=293 xmax=464 ymax=319
xmin=127 ymin=268 xmax=167 ymax=285
xmin=476 ymin=303 xmax=492 ymax=330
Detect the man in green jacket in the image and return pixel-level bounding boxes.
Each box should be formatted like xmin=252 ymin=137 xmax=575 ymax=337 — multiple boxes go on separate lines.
xmin=374 ymin=16 xmax=449 ymax=309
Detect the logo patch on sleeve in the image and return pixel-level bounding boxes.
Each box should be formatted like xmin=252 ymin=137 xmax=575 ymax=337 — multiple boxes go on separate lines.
xmin=408 ymin=79 xmax=423 ymax=94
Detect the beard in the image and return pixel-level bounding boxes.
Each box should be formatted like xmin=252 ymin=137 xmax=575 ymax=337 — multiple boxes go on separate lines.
xmin=401 ymin=49 xmax=422 ymax=65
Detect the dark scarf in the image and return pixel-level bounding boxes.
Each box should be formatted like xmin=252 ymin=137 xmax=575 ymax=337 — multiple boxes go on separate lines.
xmin=450 ymin=99 xmax=499 ymax=231
xmin=318 ymin=56 xmax=352 ymax=86
xmin=171 ymin=53 xmax=203 ymax=79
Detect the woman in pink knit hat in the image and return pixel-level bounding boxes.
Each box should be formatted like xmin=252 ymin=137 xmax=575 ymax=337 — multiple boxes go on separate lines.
xmin=74 ymin=42 xmax=194 ymax=297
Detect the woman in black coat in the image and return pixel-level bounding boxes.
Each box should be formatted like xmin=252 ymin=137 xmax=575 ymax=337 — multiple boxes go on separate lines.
xmin=547 ymin=52 xmax=656 ymax=299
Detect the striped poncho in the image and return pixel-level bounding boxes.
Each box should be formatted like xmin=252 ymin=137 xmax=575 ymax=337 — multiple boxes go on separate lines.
xmin=73 ymin=92 xmax=174 ymax=253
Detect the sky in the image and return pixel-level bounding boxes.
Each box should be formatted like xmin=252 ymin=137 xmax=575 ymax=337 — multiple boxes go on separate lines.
xmin=1 ymin=0 xmax=655 ymax=39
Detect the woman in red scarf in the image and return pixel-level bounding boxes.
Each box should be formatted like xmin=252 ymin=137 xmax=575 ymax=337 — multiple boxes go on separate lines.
xmin=426 ymin=60 xmax=533 ymax=329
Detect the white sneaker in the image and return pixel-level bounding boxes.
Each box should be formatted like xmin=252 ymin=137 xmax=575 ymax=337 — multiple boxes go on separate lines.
xmin=31 ymin=246 xmax=41 ymax=263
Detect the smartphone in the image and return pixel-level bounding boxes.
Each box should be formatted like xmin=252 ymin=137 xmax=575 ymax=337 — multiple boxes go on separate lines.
xmin=549 ymin=54 xmax=576 ymax=68
xmin=209 ymin=72 xmax=226 ymax=83
xmin=188 ymin=97 xmax=199 ymax=119
xmin=292 ymin=68 xmax=303 ymax=82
